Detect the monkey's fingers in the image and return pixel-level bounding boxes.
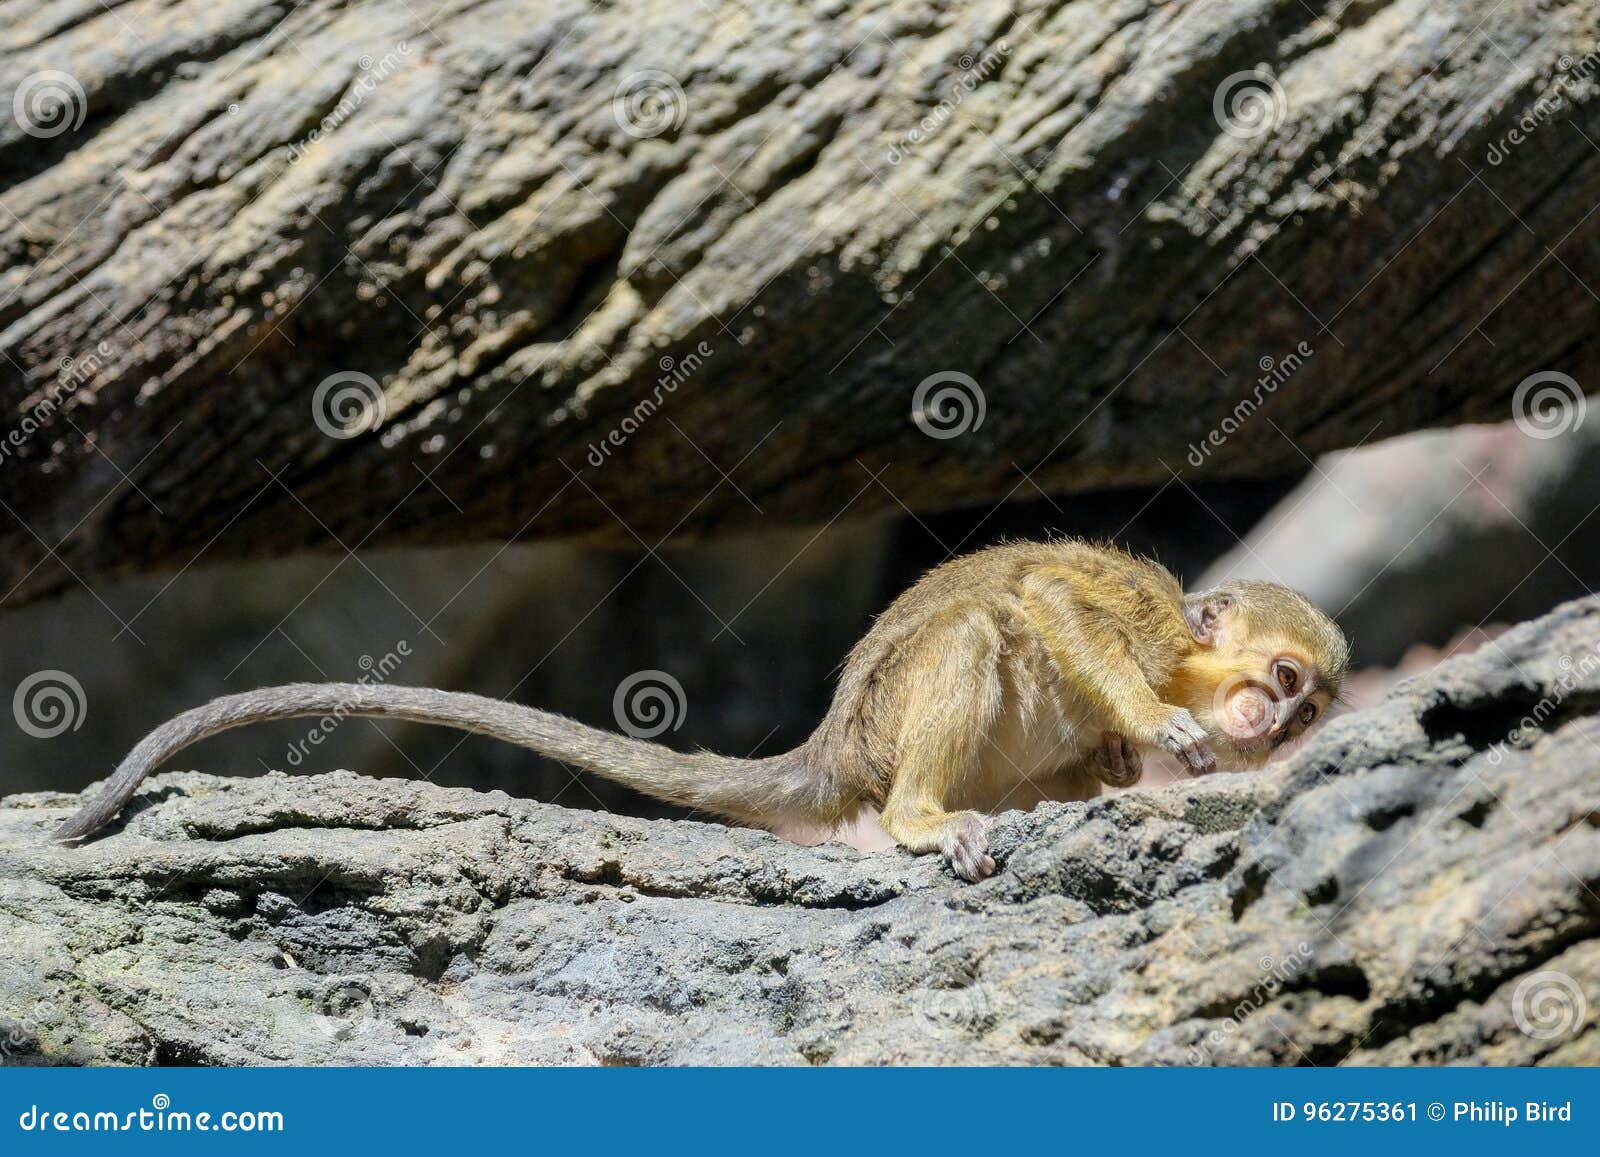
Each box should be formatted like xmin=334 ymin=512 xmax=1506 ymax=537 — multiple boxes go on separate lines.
xmin=1157 ymin=708 xmax=1217 ymax=776
xmin=1178 ymin=741 xmax=1217 ymax=776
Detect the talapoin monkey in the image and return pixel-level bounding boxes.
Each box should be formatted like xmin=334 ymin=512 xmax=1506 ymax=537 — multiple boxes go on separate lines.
xmin=54 ymin=540 xmax=1348 ymax=881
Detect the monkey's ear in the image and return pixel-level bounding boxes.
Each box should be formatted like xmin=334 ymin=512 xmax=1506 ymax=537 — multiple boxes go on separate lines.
xmin=1184 ymin=593 xmax=1233 ymax=646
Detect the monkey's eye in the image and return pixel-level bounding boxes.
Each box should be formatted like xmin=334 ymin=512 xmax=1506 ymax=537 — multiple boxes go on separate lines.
xmin=1298 ymin=703 xmax=1318 ymax=726
xmin=1273 ymin=662 xmax=1298 ymax=694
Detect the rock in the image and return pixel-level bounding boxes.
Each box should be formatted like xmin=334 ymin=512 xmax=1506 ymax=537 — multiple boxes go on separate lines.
xmin=4 ymin=0 xmax=1600 ymax=602
xmin=3 ymin=598 xmax=1599 ymax=1065
xmin=1203 ymin=421 xmax=1600 ymax=666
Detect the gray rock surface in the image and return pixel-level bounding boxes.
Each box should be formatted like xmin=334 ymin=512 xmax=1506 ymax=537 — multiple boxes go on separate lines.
xmin=1203 ymin=421 xmax=1600 ymax=666
xmin=3 ymin=598 xmax=1599 ymax=1065
xmin=4 ymin=0 xmax=1600 ymax=602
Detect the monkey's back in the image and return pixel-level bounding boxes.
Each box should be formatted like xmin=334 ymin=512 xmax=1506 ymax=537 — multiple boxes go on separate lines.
xmin=805 ymin=540 xmax=1185 ymax=805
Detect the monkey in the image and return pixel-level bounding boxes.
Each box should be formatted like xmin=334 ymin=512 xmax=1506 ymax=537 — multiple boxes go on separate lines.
xmin=53 ymin=540 xmax=1349 ymax=882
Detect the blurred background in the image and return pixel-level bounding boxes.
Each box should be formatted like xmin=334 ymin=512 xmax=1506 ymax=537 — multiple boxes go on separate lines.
xmin=5 ymin=412 xmax=1598 ymax=824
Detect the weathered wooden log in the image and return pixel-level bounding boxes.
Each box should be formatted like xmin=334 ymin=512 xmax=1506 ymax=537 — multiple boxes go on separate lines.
xmin=2 ymin=0 xmax=1598 ymax=604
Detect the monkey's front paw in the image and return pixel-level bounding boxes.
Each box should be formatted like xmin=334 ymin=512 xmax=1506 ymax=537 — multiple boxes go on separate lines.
xmin=1095 ymin=730 xmax=1144 ymax=787
xmin=941 ymin=813 xmax=996 ymax=882
xmin=1156 ymin=708 xmax=1216 ymax=776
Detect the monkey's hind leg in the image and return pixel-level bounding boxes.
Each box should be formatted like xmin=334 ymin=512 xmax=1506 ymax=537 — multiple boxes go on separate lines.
xmin=877 ymin=613 xmax=1003 ymax=882
xmin=881 ymin=804 xmax=995 ymax=883
xmin=1093 ymin=731 xmax=1144 ymax=788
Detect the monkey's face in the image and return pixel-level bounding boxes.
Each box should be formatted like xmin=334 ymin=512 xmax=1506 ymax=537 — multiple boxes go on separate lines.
xmin=1176 ymin=586 xmax=1346 ymax=769
xmin=1206 ymin=647 xmax=1331 ymax=765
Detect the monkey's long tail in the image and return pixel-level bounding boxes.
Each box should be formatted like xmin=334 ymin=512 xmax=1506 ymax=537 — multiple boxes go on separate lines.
xmin=53 ymin=683 xmax=832 ymax=844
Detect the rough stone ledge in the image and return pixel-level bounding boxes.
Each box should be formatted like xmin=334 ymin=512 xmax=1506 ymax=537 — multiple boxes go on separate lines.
xmin=4 ymin=598 xmax=1600 ymax=1064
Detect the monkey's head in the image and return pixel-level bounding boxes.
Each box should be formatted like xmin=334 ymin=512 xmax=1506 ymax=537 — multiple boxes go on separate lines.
xmin=1175 ymin=580 xmax=1350 ymax=769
